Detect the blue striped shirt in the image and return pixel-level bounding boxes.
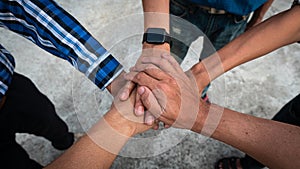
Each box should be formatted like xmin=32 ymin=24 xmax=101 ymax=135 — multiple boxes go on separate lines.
xmin=0 ymin=0 xmax=123 ymax=101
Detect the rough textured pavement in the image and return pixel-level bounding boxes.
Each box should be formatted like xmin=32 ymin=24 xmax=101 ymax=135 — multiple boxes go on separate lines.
xmin=0 ymin=0 xmax=299 ymax=168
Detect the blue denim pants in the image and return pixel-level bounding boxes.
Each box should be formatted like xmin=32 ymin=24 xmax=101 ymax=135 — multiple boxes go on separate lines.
xmin=170 ymin=0 xmax=249 ymax=97
xmin=170 ymin=0 xmax=249 ymax=61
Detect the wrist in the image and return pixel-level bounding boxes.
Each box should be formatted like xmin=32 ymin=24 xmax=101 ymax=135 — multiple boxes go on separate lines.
xmin=103 ymin=108 xmax=136 ymax=137
xmin=87 ymin=109 xmax=134 ymax=155
xmin=106 ymin=71 xmax=126 ymax=96
xmin=191 ymin=101 xmax=210 ymax=133
xmin=143 ymin=42 xmax=170 ymax=50
xmin=142 ymin=28 xmax=171 ymax=52
xmin=190 ymin=62 xmax=210 ymax=93
xmin=191 ymin=103 xmax=224 ymax=138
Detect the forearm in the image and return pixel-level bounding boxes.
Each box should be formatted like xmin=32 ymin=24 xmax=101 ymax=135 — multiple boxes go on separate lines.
xmin=192 ymin=104 xmax=300 ymax=169
xmin=142 ymin=0 xmax=170 ymax=51
xmin=44 ymin=135 xmax=119 ymax=169
xmin=142 ymin=0 xmax=170 ymax=32
xmin=45 ymin=109 xmax=133 ymax=169
xmin=0 ymin=0 xmax=123 ymax=91
xmin=191 ymin=6 xmax=300 ymax=90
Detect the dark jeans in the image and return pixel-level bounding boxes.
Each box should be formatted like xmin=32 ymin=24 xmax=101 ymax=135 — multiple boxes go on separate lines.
xmin=0 ymin=73 xmax=74 ymax=169
xmin=242 ymin=93 xmax=300 ymax=169
xmin=170 ymin=0 xmax=248 ymax=97
xmin=170 ymin=0 xmax=248 ymax=61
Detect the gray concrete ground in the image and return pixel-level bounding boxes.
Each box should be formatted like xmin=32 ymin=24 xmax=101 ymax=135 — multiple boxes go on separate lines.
xmin=0 ymin=0 xmax=299 ymax=168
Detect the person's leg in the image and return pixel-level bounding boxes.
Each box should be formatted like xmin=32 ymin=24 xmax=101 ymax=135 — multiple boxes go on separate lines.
xmin=170 ymin=0 xmax=205 ymax=63
xmin=0 ymin=134 xmax=43 ymax=169
xmin=272 ymin=93 xmax=300 ymax=125
xmin=2 ymin=72 xmax=74 ymax=150
xmin=201 ymin=14 xmax=248 ymax=59
xmin=169 ymin=0 xmax=191 ymax=63
xmin=0 ymin=106 xmax=43 ymax=169
xmin=170 ymin=0 xmax=213 ymax=100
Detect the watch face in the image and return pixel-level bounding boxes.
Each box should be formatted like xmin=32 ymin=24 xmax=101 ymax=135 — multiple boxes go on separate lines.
xmin=146 ymin=28 xmax=166 ymax=44
xmin=147 ymin=33 xmax=165 ymax=43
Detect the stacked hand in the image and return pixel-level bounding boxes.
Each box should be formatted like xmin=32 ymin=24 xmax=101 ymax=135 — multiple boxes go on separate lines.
xmin=124 ymin=53 xmax=209 ymax=132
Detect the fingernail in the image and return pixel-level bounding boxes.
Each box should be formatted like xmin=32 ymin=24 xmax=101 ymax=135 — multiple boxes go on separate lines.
xmin=145 ymin=116 xmax=154 ymax=125
xmin=135 ymin=106 xmax=143 ymax=116
xmin=138 ymin=87 xmax=145 ymax=95
xmin=119 ymin=92 xmax=127 ymax=100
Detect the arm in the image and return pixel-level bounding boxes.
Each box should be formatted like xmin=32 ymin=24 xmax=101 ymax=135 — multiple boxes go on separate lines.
xmin=200 ymin=104 xmax=300 ymax=169
xmin=120 ymin=0 xmax=171 ymax=120
xmin=45 ymin=90 xmax=152 ymax=169
xmin=190 ymin=5 xmax=300 ymax=92
xmin=44 ymin=124 xmax=123 ymax=169
xmin=0 ymin=0 xmax=125 ymax=94
xmin=0 ymin=45 xmax=15 ymax=102
xmin=126 ymin=54 xmax=300 ymax=169
xmin=246 ymin=0 xmax=274 ymax=30
xmin=142 ymin=0 xmax=170 ymax=51
xmin=143 ymin=0 xmax=170 ymax=32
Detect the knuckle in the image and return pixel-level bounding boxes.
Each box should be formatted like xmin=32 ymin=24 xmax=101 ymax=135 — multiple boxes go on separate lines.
xmin=167 ymin=78 xmax=177 ymax=85
xmin=156 ymin=82 xmax=169 ymax=91
xmin=141 ymin=91 xmax=150 ymax=100
xmin=135 ymin=72 xmax=144 ymax=80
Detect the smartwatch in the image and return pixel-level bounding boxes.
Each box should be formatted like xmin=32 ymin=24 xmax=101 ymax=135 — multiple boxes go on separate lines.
xmin=142 ymin=28 xmax=171 ymax=45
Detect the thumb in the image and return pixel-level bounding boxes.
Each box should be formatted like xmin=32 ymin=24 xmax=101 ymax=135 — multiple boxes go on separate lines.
xmin=138 ymin=86 xmax=162 ymax=119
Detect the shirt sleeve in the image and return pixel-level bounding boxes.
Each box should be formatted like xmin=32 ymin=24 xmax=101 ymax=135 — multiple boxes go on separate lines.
xmin=0 ymin=0 xmax=123 ymax=90
xmin=0 ymin=45 xmax=16 ymax=101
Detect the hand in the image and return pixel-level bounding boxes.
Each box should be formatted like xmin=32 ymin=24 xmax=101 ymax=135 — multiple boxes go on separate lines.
xmin=106 ymin=71 xmax=136 ymax=98
xmin=119 ymin=43 xmax=170 ymax=126
xmin=86 ymin=87 xmax=154 ymax=157
xmin=125 ymin=53 xmax=207 ymax=131
xmin=106 ymin=88 xmax=153 ymax=136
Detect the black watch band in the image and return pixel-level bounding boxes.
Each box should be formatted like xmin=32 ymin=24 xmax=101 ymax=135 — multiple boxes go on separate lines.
xmin=293 ymin=0 xmax=300 ymax=6
xmin=142 ymin=28 xmax=171 ymax=45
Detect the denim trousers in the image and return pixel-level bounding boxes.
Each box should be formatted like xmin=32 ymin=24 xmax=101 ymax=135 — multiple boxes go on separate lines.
xmin=170 ymin=0 xmax=248 ymax=61
xmin=170 ymin=0 xmax=248 ymax=97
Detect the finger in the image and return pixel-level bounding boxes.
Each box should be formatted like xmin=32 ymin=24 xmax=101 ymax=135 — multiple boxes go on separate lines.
xmin=134 ymin=90 xmax=144 ymax=116
xmin=139 ymin=86 xmax=172 ymax=127
xmin=144 ymin=111 xmax=155 ymax=125
xmin=124 ymin=72 xmax=159 ymax=91
xmin=152 ymin=119 xmax=160 ymax=130
xmin=138 ymin=86 xmax=162 ymax=118
xmin=161 ymin=53 xmax=183 ymax=74
xmin=141 ymin=55 xmax=177 ymax=74
xmin=162 ymin=53 xmax=181 ymax=68
xmin=119 ymin=80 xmax=136 ymax=101
xmin=133 ymin=64 xmax=172 ymax=81
xmin=152 ymin=124 xmax=159 ymax=130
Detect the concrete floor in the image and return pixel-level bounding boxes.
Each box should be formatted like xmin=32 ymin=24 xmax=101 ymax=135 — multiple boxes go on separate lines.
xmin=0 ymin=0 xmax=299 ymax=168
